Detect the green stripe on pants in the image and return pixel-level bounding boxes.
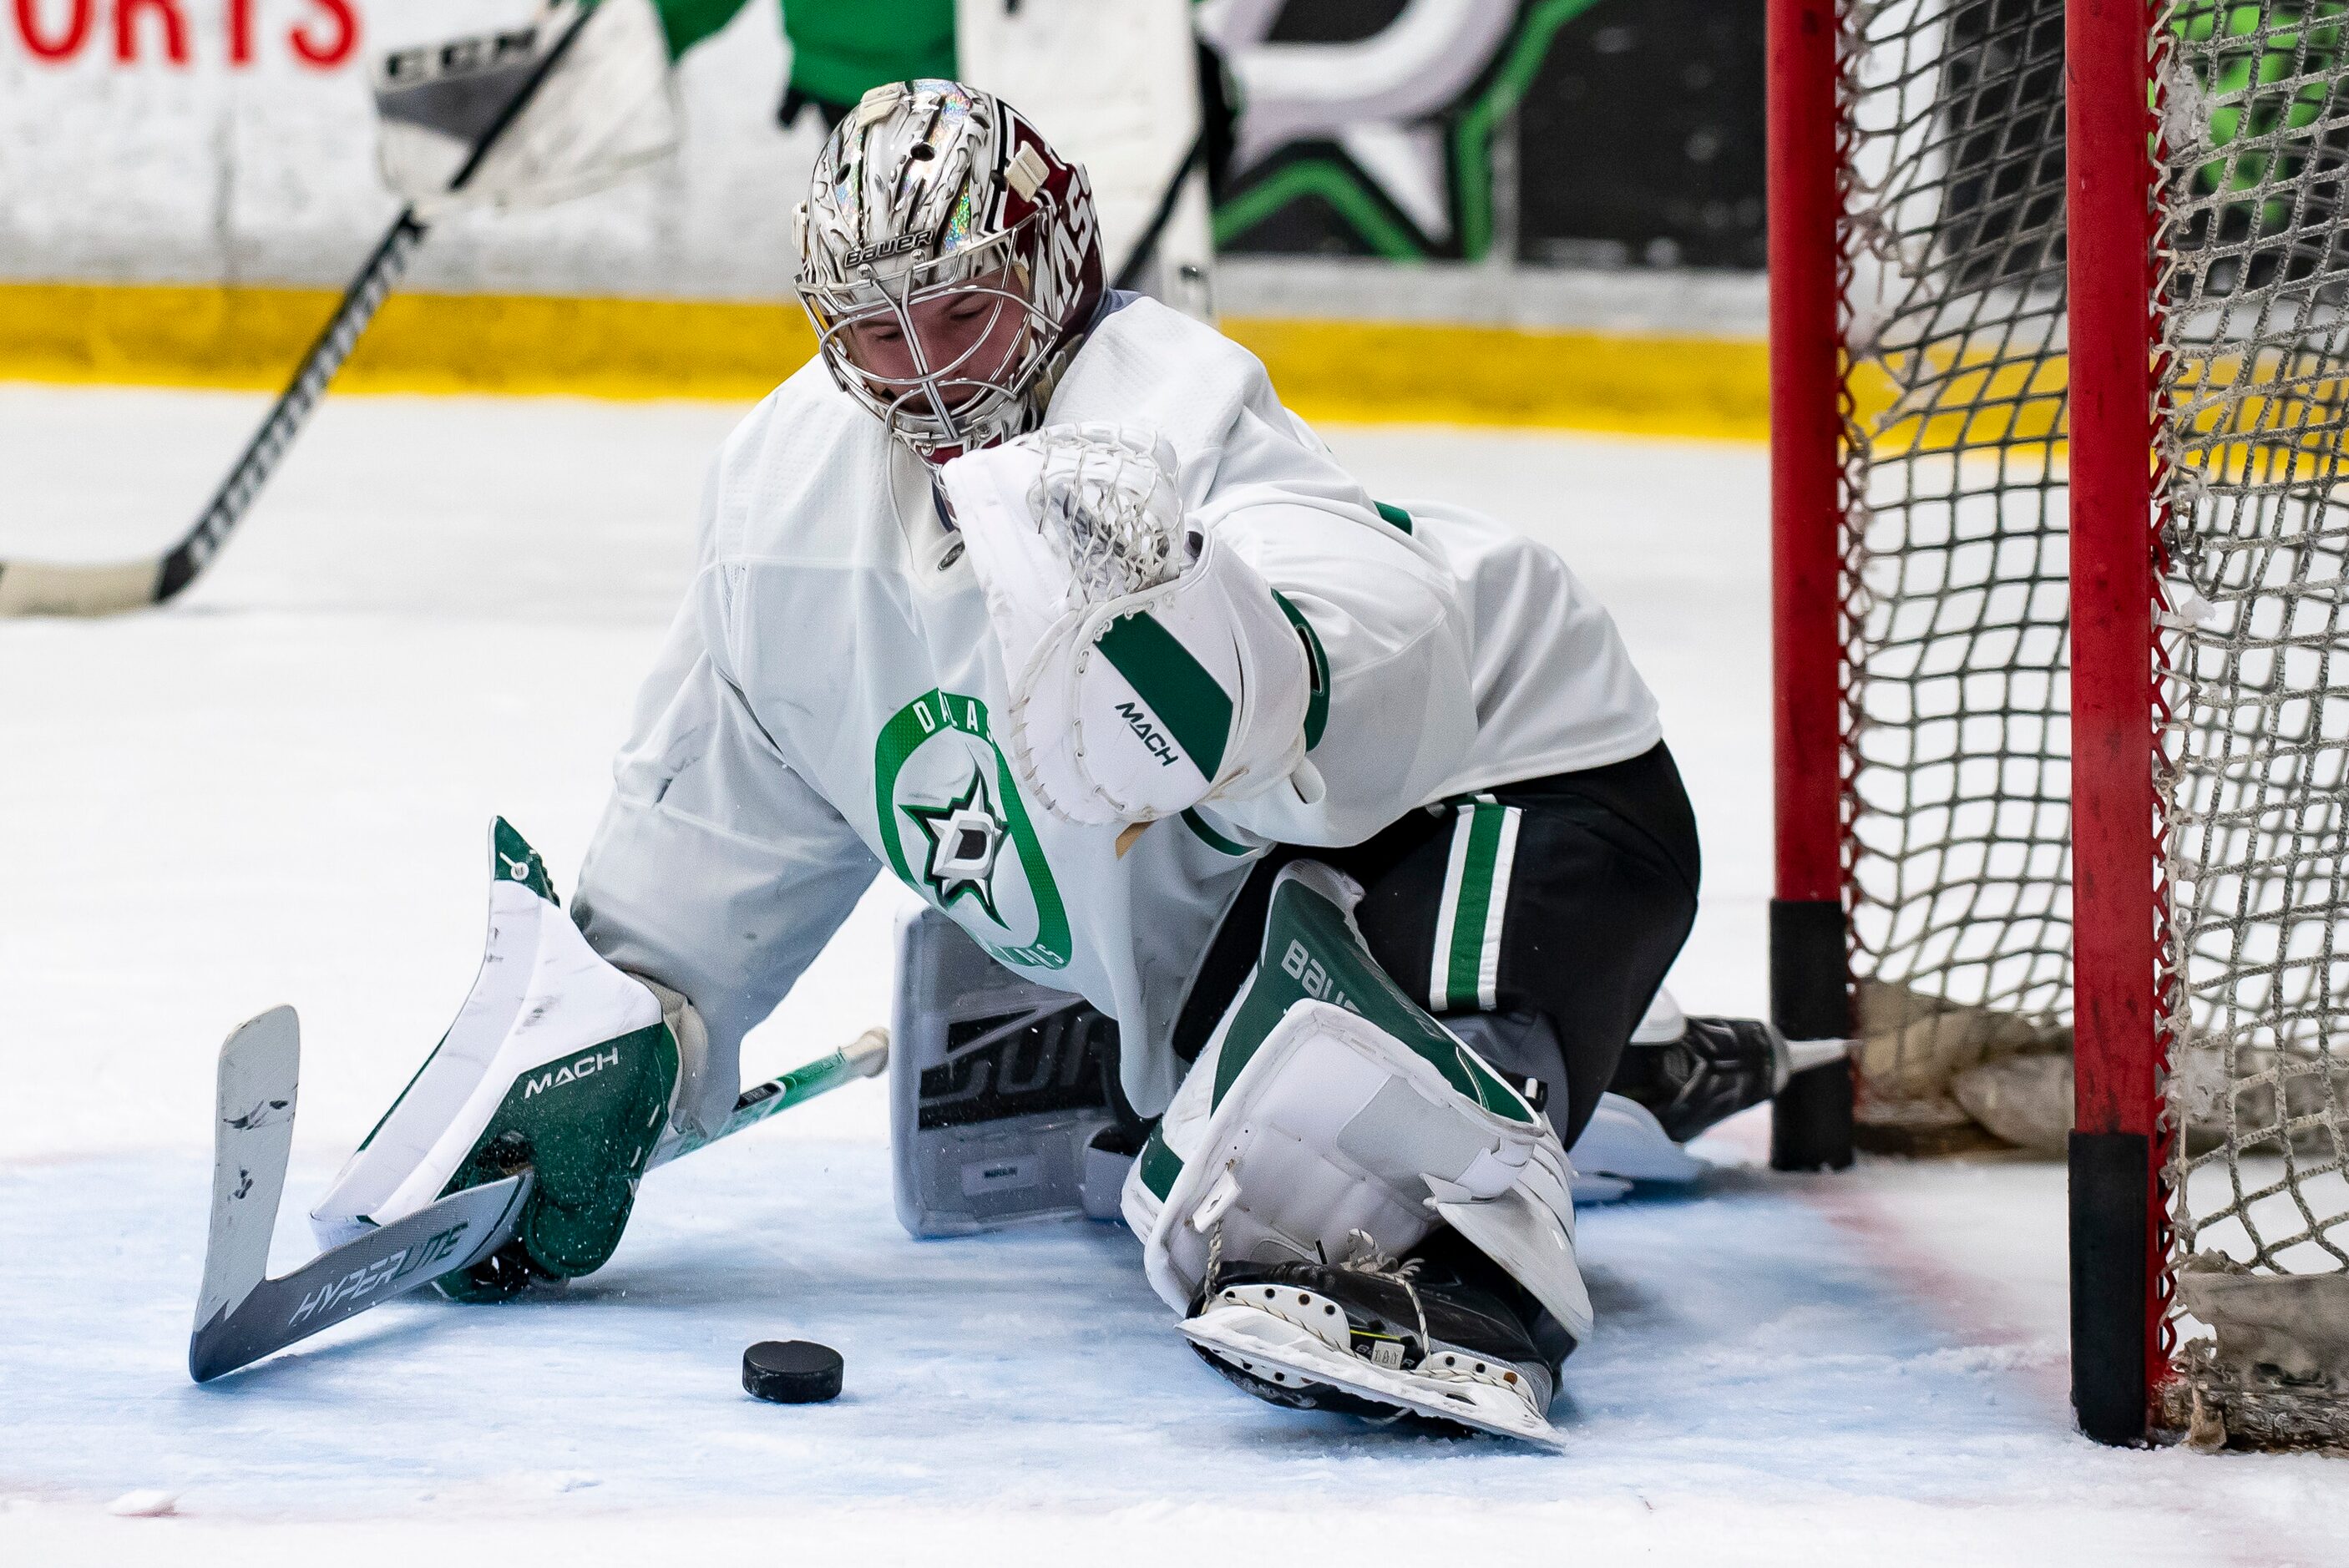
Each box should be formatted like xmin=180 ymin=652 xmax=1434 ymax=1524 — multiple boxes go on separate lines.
xmin=1433 ymin=802 xmax=1516 ymax=1013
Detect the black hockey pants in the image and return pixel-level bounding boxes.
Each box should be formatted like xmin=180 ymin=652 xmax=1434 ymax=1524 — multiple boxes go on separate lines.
xmin=1170 ymin=741 xmax=1702 ymax=1148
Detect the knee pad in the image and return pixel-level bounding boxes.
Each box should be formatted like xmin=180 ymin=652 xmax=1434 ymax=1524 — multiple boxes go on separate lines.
xmin=1122 ymin=862 xmax=1592 ymax=1348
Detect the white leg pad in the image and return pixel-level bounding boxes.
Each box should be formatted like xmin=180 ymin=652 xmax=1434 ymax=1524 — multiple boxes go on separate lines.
xmin=1569 ymin=1092 xmax=1707 ymax=1190
xmin=1123 ymin=996 xmax=1594 ymax=1348
xmin=1631 ymin=984 xmax=1688 ymax=1044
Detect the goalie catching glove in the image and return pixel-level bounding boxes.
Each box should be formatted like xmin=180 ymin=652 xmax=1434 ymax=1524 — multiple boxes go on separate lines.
xmin=939 ymin=424 xmax=1317 ymax=827
xmin=311 ymin=820 xmax=716 ymax=1299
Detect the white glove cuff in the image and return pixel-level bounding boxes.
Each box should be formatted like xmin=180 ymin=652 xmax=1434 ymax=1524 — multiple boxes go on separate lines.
xmin=635 ymin=976 xmax=725 ymax=1137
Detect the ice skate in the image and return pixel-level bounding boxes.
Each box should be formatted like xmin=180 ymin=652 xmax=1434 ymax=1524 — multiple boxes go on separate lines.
xmin=1183 ymin=1236 xmax=1564 ymax=1448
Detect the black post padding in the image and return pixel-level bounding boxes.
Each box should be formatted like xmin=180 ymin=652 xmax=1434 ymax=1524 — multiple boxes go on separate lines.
xmin=1771 ymin=1060 xmax=1855 ymax=1171
xmin=1769 ymin=898 xmax=1851 ymax=1040
xmin=1769 ymin=898 xmax=1855 ymax=1171
xmin=2070 ymin=1130 xmax=2151 ymax=1445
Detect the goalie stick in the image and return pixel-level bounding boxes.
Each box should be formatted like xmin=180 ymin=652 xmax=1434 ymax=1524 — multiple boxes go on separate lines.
xmin=0 ymin=3 xmax=601 ymax=620
xmin=1110 ymin=131 xmax=1207 ymax=296
xmin=190 ymin=1005 xmax=888 ymax=1383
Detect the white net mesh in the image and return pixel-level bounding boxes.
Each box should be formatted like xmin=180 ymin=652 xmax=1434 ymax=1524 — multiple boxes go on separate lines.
xmin=1840 ymin=0 xmax=2075 ymax=1148
xmin=2155 ymin=0 xmax=2349 ymax=1446
xmin=1836 ymin=0 xmax=2349 ymax=1442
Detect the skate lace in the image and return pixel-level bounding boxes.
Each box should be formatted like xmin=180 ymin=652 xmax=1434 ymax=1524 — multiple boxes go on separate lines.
xmin=1339 ymin=1231 xmax=1429 ymax=1364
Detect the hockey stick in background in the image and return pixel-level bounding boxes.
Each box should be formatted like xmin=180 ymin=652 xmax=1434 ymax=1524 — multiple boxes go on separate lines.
xmin=1111 ymin=131 xmax=1208 ymax=296
xmin=0 ymin=4 xmax=602 ymax=620
xmin=190 ymin=1005 xmax=888 ymax=1383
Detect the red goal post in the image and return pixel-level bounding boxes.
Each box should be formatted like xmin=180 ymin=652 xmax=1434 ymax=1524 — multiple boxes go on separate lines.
xmin=2065 ymin=0 xmax=2170 ymax=1450
xmin=1765 ymin=0 xmax=1863 ymax=1182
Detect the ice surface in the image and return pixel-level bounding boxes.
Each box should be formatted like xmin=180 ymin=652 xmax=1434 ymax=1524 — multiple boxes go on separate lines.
xmin=3 ymin=387 xmax=2343 ymax=1562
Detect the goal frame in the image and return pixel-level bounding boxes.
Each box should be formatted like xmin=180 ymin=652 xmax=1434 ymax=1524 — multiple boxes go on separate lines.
xmin=2064 ymin=0 xmax=2170 ymax=1450
xmin=1764 ymin=0 xmax=2172 ymax=1444
xmin=1760 ymin=0 xmax=1866 ymax=1181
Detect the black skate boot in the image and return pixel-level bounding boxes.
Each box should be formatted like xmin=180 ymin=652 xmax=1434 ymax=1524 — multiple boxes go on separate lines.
xmin=1609 ymin=1014 xmax=1791 ymax=1143
xmin=1181 ymin=1234 xmax=1562 ymax=1447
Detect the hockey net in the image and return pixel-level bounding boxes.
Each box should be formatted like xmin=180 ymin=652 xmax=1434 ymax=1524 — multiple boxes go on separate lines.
xmin=1837 ymin=0 xmax=2073 ymax=1151
xmin=1818 ymin=0 xmax=2349 ymax=1443
xmin=2154 ymin=0 xmax=2349 ymax=1449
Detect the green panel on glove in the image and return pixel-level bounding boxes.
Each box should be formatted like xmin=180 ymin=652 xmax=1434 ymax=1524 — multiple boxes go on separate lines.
xmin=436 ymin=1020 xmax=680 ymax=1296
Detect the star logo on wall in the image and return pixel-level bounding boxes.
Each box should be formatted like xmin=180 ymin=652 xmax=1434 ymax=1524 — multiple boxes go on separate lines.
xmin=904 ymin=763 xmax=1010 ymax=926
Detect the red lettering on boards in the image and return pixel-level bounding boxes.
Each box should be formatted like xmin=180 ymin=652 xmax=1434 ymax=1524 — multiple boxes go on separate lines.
xmin=288 ymin=0 xmax=352 ymax=67
xmin=14 ymin=0 xmax=93 ymax=59
xmin=114 ymin=0 xmax=186 ymax=63
xmin=11 ymin=0 xmax=360 ymax=67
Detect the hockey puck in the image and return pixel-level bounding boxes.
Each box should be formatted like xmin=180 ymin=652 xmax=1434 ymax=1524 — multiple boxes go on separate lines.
xmin=742 ymin=1339 xmax=843 ymax=1404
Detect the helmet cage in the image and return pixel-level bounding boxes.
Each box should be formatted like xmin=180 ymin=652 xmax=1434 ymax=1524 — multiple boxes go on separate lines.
xmin=794 ymin=81 xmax=1105 ymax=466
xmin=802 ymin=216 xmax=1064 ymax=462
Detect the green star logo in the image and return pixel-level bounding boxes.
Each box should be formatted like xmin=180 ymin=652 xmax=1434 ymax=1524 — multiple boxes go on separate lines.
xmin=874 ymin=688 xmax=1071 ymax=970
xmin=904 ymin=763 xmax=1010 ymax=926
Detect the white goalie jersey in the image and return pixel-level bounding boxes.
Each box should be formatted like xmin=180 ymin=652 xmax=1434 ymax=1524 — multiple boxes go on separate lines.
xmin=572 ymin=297 xmax=1661 ymax=1127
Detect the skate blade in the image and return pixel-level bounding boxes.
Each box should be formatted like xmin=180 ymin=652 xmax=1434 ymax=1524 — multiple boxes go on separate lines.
xmin=1183 ymin=1301 xmax=1566 ymax=1450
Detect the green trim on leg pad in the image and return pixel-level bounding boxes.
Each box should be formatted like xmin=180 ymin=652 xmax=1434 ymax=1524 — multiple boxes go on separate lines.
xmin=1137 ymin=1125 xmax=1185 ymax=1201
xmin=1212 ymin=867 xmax=1535 ymax=1123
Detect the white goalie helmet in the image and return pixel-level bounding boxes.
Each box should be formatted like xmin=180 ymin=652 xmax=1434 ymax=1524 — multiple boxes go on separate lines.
xmin=796 ymin=79 xmax=1106 ymax=465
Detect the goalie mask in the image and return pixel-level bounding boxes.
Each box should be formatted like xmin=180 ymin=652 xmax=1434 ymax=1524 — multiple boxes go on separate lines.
xmin=796 ymin=80 xmax=1106 ymax=465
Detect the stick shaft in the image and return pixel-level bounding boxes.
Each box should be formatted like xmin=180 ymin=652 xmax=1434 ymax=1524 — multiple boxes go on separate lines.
xmin=158 ymin=3 xmax=604 ymax=604
xmin=4 ymin=3 xmax=605 ymax=618
xmin=655 ymin=1028 xmax=889 ymax=1167
xmin=156 ymin=211 xmax=425 ymax=603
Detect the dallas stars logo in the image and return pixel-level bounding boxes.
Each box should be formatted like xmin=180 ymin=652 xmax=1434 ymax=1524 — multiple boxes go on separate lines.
xmin=904 ymin=763 xmax=1010 ymax=925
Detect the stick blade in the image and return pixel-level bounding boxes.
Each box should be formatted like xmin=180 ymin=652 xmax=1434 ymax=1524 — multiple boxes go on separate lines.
xmin=189 ymin=1171 xmax=529 ymax=1383
xmin=0 ymin=556 xmax=165 ymax=617
xmin=193 ymin=1008 xmax=300 ymax=1358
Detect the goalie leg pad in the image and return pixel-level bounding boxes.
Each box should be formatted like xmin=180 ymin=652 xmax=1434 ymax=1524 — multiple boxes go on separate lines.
xmin=1446 ymin=1011 xmax=1706 ymax=1197
xmin=1121 ymin=862 xmax=1592 ymax=1349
